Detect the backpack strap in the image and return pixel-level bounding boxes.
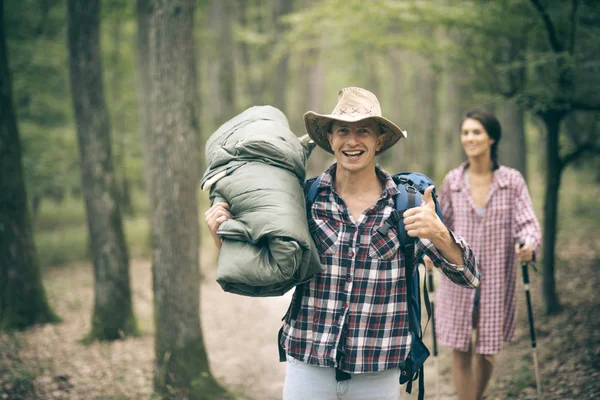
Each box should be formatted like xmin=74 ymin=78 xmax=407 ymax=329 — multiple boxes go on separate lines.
xmin=394 ymin=176 xmax=422 ymax=334
xmin=394 ymin=175 xmax=433 ymax=400
xmin=278 ymin=176 xmax=321 ymax=362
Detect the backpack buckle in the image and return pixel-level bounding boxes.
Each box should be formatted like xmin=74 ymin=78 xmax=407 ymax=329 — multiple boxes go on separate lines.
xmin=405 ymin=184 xmax=417 ymax=194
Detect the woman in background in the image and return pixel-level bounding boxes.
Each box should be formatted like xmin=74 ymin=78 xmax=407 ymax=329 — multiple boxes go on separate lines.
xmin=428 ymin=109 xmax=542 ymax=400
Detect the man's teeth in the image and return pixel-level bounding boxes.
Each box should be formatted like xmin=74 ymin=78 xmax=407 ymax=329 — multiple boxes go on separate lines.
xmin=345 ymin=151 xmax=362 ymax=156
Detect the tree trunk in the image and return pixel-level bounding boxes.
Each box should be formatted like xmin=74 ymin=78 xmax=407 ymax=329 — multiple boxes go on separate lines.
xmin=136 ymin=0 xmax=154 ymax=203
xmin=0 ymin=0 xmax=58 ymax=330
xmin=110 ymin=17 xmax=133 ymax=216
xmin=67 ymin=0 xmax=136 ymax=341
xmin=499 ymin=101 xmax=527 ymax=180
xmin=440 ymin=67 xmax=472 ymax=172
xmin=389 ymin=50 xmax=408 ymax=170
xmin=412 ymin=54 xmax=438 ymax=178
xmin=302 ymin=47 xmax=328 ymax=177
xmin=272 ymin=0 xmax=293 ymax=114
xmin=210 ymin=0 xmax=236 ymax=127
xmin=147 ymin=1 xmax=230 ymax=398
xmin=540 ymin=111 xmax=562 ymax=314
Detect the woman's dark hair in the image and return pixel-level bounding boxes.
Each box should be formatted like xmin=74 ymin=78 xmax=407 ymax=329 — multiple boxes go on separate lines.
xmin=462 ymin=109 xmax=502 ymax=170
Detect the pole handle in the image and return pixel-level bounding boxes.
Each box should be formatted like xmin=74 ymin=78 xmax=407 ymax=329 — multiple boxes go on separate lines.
xmin=519 ymin=241 xmax=531 ymax=284
xmin=427 ymin=269 xmax=435 ymax=293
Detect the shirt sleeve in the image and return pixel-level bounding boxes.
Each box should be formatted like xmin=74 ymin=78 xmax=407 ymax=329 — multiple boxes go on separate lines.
xmin=417 ymin=231 xmax=480 ymax=289
xmin=513 ymin=173 xmax=542 ymax=254
xmin=437 ymin=174 xmax=454 ymax=231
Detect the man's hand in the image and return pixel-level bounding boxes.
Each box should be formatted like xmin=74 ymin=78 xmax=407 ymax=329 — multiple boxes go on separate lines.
xmin=204 ymin=202 xmax=231 ymax=249
xmin=515 ymin=242 xmax=534 ymax=263
xmin=403 ymin=186 xmax=445 ymax=241
xmin=404 ymin=185 xmax=463 ymax=266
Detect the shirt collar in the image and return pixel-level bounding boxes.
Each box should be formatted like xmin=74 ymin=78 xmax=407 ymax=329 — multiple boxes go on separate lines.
xmin=318 ymin=163 xmax=399 ymax=199
xmin=452 ymin=161 xmax=509 ymax=191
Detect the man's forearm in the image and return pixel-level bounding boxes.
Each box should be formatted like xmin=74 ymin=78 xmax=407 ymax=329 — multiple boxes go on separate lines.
xmin=431 ymin=229 xmax=464 ymax=265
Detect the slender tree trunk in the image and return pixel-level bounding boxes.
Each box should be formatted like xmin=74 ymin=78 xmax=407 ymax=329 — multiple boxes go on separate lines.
xmin=302 ymin=46 xmax=328 ymax=176
xmin=389 ymin=50 xmax=408 ymax=170
xmin=67 ymin=0 xmax=136 ymax=341
xmin=0 ymin=0 xmax=58 ymax=330
xmin=413 ymin=54 xmax=438 ymax=177
xmin=147 ymin=1 xmax=230 ymax=398
xmin=210 ymin=0 xmax=236 ymax=127
xmin=440 ymin=67 xmax=472 ymax=171
xmin=272 ymin=0 xmax=293 ymax=113
xmin=136 ymin=0 xmax=153 ymax=200
xmin=541 ymin=111 xmax=562 ymax=314
xmin=499 ymin=101 xmax=527 ymax=180
xmin=110 ymin=17 xmax=133 ymax=215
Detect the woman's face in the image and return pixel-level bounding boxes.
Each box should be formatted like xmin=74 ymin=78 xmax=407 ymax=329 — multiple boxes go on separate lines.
xmin=460 ymin=118 xmax=495 ymax=159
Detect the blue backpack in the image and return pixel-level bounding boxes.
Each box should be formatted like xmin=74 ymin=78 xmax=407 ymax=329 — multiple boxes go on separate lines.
xmin=278 ymin=172 xmax=441 ymax=400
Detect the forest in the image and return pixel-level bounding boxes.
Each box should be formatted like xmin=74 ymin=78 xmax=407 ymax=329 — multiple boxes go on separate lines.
xmin=0 ymin=0 xmax=598 ymax=399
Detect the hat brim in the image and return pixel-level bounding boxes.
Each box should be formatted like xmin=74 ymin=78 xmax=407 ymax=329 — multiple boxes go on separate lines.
xmin=303 ymin=112 xmax=407 ymax=155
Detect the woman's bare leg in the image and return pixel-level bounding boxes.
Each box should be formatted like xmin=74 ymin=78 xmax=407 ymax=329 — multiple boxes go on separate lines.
xmin=474 ymin=353 xmax=495 ymax=400
xmin=452 ymin=347 xmax=475 ymax=400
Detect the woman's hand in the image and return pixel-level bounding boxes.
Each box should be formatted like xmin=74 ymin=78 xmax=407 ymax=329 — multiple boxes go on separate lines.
xmin=515 ymin=242 xmax=534 ymax=263
xmin=204 ymin=202 xmax=231 ymax=249
xmin=423 ymin=254 xmax=434 ymax=271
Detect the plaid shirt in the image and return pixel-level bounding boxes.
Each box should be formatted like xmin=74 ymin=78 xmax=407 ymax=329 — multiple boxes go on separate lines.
xmin=436 ymin=163 xmax=541 ymax=354
xmin=280 ymin=164 xmax=480 ymax=374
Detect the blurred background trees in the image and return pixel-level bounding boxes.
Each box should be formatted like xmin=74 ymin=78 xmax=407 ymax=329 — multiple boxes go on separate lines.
xmin=67 ymin=0 xmax=137 ymax=341
xmin=1 ymin=0 xmax=598 ymax=397
xmin=0 ymin=0 xmax=58 ymax=330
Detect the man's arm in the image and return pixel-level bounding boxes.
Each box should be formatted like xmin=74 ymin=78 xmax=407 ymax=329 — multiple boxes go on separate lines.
xmin=404 ymin=185 xmax=480 ymax=288
xmin=418 ymin=232 xmax=480 ymax=289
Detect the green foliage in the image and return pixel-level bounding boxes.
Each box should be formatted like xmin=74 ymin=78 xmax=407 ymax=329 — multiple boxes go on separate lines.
xmin=5 ymin=0 xmax=81 ymax=203
xmin=6 ymin=0 xmax=145 ymax=214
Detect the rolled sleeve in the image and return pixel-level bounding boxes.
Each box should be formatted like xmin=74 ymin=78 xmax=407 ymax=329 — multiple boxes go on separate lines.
xmin=417 ymin=230 xmax=480 ymax=288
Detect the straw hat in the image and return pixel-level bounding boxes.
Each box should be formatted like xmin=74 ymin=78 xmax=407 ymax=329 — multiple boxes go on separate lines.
xmin=303 ymin=87 xmax=407 ymax=155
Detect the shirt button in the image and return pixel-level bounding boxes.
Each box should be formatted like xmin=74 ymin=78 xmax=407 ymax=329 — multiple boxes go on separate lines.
xmin=348 ymin=250 xmax=354 ymax=257
xmin=347 ymin=277 xmax=352 ymax=283
xmin=343 ymin=302 xmax=349 ymax=308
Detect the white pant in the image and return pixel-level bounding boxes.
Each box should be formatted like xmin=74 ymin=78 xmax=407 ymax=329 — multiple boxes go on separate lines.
xmin=283 ymin=356 xmax=401 ymax=400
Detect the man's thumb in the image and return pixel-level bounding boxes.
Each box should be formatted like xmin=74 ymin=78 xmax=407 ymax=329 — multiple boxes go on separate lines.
xmin=422 ymin=185 xmax=435 ymax=209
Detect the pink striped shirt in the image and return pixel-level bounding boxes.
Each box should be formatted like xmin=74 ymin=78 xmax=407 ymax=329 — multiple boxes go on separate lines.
xmin=436 ymin=163 xmax=541 ymax=354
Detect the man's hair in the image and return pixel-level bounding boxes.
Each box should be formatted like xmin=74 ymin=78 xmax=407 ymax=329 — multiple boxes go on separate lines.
xmin=462 ymin=109 xmax=502 ymax=170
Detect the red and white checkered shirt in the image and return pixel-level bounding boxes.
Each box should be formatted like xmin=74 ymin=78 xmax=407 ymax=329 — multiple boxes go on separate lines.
xmin=436 ymin=163 xmax=541 ymax=355
xmin=280 ymin=164 xmax=480 ymax=374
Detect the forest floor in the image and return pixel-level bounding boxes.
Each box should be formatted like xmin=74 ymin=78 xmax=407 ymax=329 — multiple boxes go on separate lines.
xmin=1 ymin=236 xmax=598 ymax=400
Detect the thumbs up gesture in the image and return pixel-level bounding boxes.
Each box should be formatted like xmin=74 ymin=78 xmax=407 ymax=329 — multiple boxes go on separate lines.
xmin=403 ymin=185 xmax=446 ymax=241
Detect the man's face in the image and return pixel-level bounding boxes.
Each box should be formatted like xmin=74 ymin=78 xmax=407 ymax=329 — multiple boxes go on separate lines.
xmin=327 ymin=119 xmax=384 ymax=173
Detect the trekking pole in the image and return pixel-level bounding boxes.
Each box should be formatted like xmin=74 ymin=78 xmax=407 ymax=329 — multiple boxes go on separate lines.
xmin=519 ymin=240 xmax=542 ymax=399
xmin=427 ymin=267 xmax=440 ymax=400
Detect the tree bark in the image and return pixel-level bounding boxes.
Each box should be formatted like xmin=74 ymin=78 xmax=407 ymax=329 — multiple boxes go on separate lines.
xmin=440 ymin=67 xmax=472 ymax=172
xmin=147 ymin=1 xmax=230 ymax=398
xmin=0 ymin=0 xmax=58 ymax=330
xmin=389 ymin=50 xmax=408 ymax=170
xmin=110 ymin=17 xmax=133 ymax=215
xmin=136 ymin=0 xmax=154 ymax=201
xmin=272 ymin=0 xmax=293 ymax=114
xmin=302 ymin=46 xmax=329 ymax=177
xmin=210 ymin=0 xmax=236 ymax=127
xmin=412 ymin=54 xmax=438 ymax=178
xmin=499 ymin=101 xmax=527 ymax=180
xmin=540 ymin=111 xmax=563 ymax=314
xmin=67 ymin=0 xmax=136 ymax=340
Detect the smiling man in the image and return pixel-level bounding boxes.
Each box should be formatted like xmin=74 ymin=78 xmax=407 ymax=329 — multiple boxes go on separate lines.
xmin=205 ymin=87 xmax=480 ymax=399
